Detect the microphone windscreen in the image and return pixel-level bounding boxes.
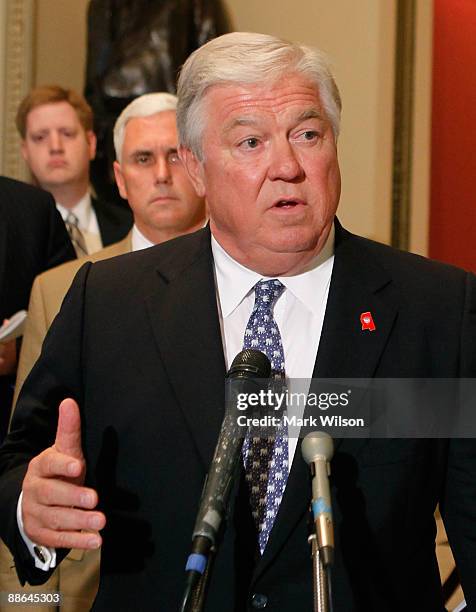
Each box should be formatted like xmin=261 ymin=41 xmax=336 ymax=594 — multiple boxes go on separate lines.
xmin=227 ymin=349 xmax=271 ymax=379
xmin=301 ymin=431 xmax=334 ymax=464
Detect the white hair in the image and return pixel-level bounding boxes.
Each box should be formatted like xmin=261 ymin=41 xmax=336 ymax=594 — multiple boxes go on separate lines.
xmin=177 ymin=32 xmax=342 ymax=160
xmin=113 ymin=92 xmax=178 ymax=163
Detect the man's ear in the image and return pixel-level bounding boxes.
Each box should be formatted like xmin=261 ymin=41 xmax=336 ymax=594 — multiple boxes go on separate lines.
xmin=113 ymin=160 xmax=128 ymax=200
xmin=179 ymin=146 xmax=206 ymax=198
xmin=86 ymin=131 xmax=97 ymax=160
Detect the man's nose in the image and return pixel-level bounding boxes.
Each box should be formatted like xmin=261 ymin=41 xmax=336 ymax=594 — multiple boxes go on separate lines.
xmin=267 ymin=140 xmax=304 ymax=182
xmin=48 ymin=131 xmax=63 ymax=152
xmin=154 ymin=157 xmax=172 ymax=184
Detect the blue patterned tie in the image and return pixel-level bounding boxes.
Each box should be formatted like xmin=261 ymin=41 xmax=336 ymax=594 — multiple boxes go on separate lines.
xmin=243 ymin=279 xmax=289 ymax=553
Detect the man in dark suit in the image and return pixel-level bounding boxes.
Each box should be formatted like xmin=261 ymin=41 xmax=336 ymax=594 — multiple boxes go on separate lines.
xmin=0 ymin=176 xmax=75 ymax=440
xmin=0 ymin=33 xmax=475 ymax=611
xmin=16 ymin=85 xmax=132 ymax=256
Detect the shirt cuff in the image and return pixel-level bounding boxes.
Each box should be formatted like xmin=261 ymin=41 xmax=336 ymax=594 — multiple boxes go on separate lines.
xmin=17 ymin=491 xmax=56 ymax=571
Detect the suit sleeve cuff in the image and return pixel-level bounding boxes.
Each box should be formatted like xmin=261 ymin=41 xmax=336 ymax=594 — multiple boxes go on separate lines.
xmin=17 ymin=492 xmax=56 ymax=571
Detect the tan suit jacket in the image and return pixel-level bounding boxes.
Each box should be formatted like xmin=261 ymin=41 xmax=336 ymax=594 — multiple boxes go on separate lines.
xmin=14 ymin=233 xmax=132 ymax=406
xmin=0 ymin=233 xmax=131 ymax=612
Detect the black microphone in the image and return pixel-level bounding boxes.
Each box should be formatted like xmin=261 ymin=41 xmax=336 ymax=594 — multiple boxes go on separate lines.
xmin=181 ymin=349 xmax=271 ymax=609
xmin=301 ymin=431 xmax=335 ymax=567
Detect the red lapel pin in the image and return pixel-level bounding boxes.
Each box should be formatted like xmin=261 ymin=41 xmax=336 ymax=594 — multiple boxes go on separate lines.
xmin=360 ymin=311 xmax=376 ymax=332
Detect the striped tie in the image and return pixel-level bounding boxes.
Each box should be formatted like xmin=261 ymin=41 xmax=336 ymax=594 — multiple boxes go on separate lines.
xmin=65 ymin=212 xmax=88 ymax=257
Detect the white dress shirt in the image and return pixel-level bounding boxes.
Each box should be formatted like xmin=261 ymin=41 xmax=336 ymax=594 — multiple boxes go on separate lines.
xmin=212 ymin=224 xmax=335 ymax=468
xmin=131 ymin=225 xmax=155 ymax=251
xmin=57 ymin=192 xmax=102 ymax=254
xmin=21 ymin=223 xmax=335 ymax=570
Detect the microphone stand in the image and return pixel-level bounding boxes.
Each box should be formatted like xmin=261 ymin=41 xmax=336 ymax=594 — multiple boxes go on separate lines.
xmin=302 ymin=432 xmax=335 ymax=612
xmin=180 ymin=349 xmax=272 ymax=612
xmin=308 ymin=530 xmax=333 ymax=612
xmin=180 ymin=555 xmax=212 ymax=612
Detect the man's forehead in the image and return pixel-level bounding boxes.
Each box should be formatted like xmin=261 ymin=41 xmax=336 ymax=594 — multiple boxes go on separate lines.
xmin=124 ymin=111 xmax=177 ymax=142
xmin=26 ymin=102 xmax=83 ymax=135
xmin=123 ymin=116 xmax=179 ymax=154
xmin=203 ymin=77 xmax=324 ymax=125
xmin=125 ymin=110 xmax=176 ymax=130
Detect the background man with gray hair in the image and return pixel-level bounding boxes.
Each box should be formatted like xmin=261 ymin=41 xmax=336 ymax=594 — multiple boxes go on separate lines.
xmin=0 ymin=33 xmax=475 ymax=610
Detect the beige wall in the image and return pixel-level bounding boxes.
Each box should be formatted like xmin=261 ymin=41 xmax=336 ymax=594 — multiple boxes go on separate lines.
xmin=34 ymin=0 xmax=89 ymax=92
xmin=410 ymin=0 xmax=433 ymax=256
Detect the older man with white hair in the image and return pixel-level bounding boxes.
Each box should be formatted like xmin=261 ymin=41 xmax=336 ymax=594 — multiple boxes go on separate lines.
xmin=0 ymin=92 xmax=205 ymax=612
xmin=0 ymin=32 xmax=475 ymax=611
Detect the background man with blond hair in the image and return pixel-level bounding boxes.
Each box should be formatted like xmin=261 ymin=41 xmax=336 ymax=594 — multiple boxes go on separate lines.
xmin=17 ymin=85 xmax=132 ymax=256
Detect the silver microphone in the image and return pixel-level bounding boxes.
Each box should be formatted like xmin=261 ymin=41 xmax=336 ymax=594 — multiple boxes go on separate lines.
xmin=301 ymin=431 xmax=334 ymax=567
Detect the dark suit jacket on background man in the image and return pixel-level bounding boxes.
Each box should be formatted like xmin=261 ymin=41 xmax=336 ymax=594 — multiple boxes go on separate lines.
xmin=0 ymin=176 xmax=75 ymax=437
xmin=87 ymin=195 xmax=132 ymax=247
xmin=1 ymin=224 xmax=475 ymax=610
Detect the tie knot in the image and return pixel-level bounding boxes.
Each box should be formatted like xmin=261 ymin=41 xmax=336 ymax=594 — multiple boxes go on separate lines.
xmin=66 ymin=212 xmax=79 ymax=228
xmin=253 ymin=279 xmax=284 ymax=310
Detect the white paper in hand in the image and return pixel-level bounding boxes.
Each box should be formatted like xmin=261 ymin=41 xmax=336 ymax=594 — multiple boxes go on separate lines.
xmin=0 ymin=310 xmax=27 ymax=344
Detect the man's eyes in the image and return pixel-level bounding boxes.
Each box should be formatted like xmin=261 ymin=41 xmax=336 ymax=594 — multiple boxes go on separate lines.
xmin=167 ymin=151 xmax=181 ymax=164
xmin=133 ymin=152 xmax=181 ymax=165
xmin=237 ymin=137 xmax=261 ymax=150
xmin=29 ymin=130 xmax=77 ymax=142
xmin=236 ymin=130 xmax=322 ymax=151
xmin=295 ymin=130 xmax=321 ymax=143
xmin=135 ymin=154 xmax=152 ymax=164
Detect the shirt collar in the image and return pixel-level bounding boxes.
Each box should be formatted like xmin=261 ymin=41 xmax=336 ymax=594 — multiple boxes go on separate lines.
xmin=131 ymin=225 xmax=155 ymax=251
xmin=212 ymin=223 xmax=335 ymax=318
xmin=56 ymin=192 xmax=91 ymax=229
xmin=131 ymin=219 xmax=210 ymax=252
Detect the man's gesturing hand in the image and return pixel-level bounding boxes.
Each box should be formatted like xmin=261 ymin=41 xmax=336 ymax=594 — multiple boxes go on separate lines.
xmin=21 ymin=398 xmax=106 ymax=549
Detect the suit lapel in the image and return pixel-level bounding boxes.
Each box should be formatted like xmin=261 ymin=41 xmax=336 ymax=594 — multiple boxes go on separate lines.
xmin=92 ymin=197 xmax=109 ymax=245
xmin=92 ymin=196 xmax=116 ymax=246
xmin=144 ymin=228 xmax=226 ymax=469
xmin=311 ymin=224 xmax=398 ymax=381
xmin=255 ymin=221 xmax=399 ymax=579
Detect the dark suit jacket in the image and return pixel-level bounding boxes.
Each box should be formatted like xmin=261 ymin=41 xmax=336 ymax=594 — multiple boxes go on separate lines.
xmin=1 ymin=223 xmax=475 ymax=611
xmin=91 ymin=196 xmax=132 ymax=246
xmin=0 ymin=176 xmax=76 ymax=438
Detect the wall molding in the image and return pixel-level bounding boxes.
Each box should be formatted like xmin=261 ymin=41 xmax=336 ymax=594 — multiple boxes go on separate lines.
xmin=1 ymin=0 xmax=35 ymax=180
xmin=391 ymin=0 xmax=416 ymax=250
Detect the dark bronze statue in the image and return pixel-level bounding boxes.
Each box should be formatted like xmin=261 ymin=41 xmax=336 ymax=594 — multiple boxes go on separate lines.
xmin=85 ymin=0 xmax=230 ymax=206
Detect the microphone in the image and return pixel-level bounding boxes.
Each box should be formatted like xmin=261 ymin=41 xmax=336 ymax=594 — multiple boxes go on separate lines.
xmin=181 ymin=349 xmax=271 ymax=608
xmin=301 ymin=431 xmax=334 ymax=567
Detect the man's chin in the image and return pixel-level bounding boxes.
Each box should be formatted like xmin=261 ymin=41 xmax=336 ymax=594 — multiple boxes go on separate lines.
xmin=262 ymin=229 xmax=322 ymax=255
xmin=39 ymin=174 xmax=75 ymax=188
